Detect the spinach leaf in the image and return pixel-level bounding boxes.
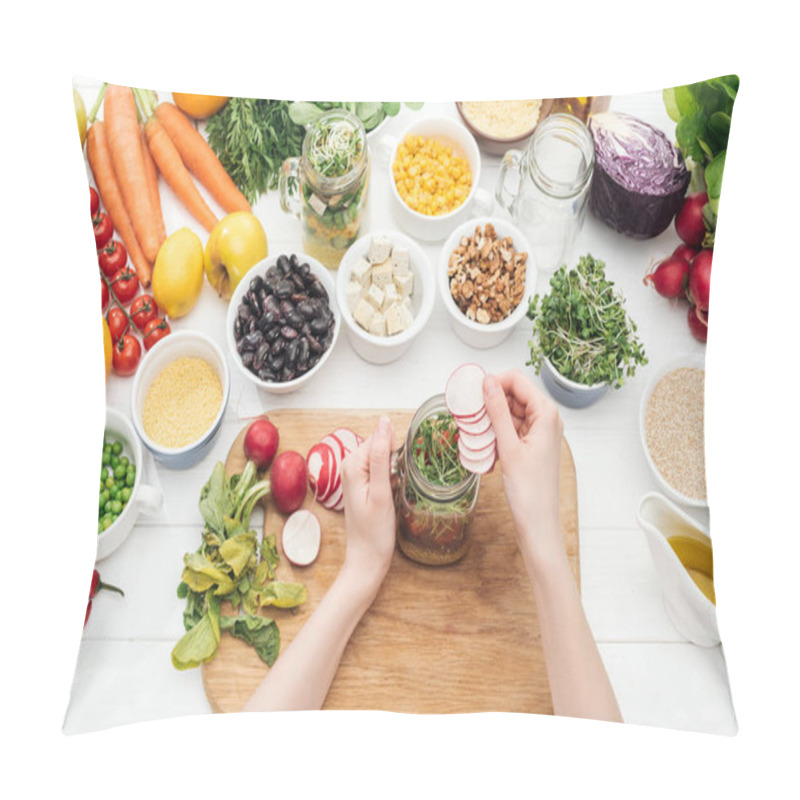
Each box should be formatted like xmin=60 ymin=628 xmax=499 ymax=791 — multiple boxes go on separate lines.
xmin=171 ymin=595 xmax=221 ymax=671
xmin=219 ymin=615 xmax=280 ymax=667
xmin=198 ymin=462 xmax=230 ymax=535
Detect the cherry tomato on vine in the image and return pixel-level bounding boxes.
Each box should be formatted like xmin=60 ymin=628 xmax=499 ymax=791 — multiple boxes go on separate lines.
xmin=93 ymin=212 xmax=114 ymax=250
xmin=143 ymin=317 xmax=171 ymax=350
xmin=101 ymin=277 xmax=109 ymax=311
xmin=130 ymin=295 xmax=159 ymax=331
xmin=106 ymin=306 xmax=129 ymax=342
xmin=90 ymin=187 xmax=100 ymax=217
xmin=98 ymin=240 xmax=128 ymax=279
xmin=111 ymin=266 xmax=139 ymax=304
xmin=112 ymin=334 xmax=142 ymax=376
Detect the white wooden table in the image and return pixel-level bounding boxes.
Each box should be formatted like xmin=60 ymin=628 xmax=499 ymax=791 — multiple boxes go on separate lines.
xmin=64 ymin=85 xmax=737 ymax=735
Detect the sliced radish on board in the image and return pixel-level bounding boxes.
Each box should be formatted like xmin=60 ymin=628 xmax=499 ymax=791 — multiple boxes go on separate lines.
xmin=333 ymin=427 xmax=361 ymax=454
xmin=318 ymin=444 xmax=340 ymax=503
xmin=458 ymin=426 xmax=497 ymax=454
xmin=282 ymin=509 xmax=321 ymax=566
xmin=445 ymin=363 xmax=487 ymax=419
xmin=322 ymin=482 xmax=344 ymax=511
xmin=322 ymin=433 xmax=347 ymax=460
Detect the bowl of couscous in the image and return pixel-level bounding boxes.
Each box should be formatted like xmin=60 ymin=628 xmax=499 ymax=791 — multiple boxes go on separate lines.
xmin=130 ymin=331 xmax=230 ymax=470
xmin=456 ymin=99 xmax=554 ymax=156
xmin=384 ymin=116 xmax=491 ymax=242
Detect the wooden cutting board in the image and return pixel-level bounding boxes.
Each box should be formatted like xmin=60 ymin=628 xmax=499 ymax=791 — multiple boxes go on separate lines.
xmin=201 ymin=409 xmax=579 ymax=714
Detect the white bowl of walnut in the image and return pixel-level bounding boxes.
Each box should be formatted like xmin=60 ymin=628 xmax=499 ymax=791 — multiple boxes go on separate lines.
xmin=437 ymin=218 xmax=535 ymax=349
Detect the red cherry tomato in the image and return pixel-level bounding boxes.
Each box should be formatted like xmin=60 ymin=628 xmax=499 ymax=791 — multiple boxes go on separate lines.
xmin=112 ymin=333 xmax=142 ymax=376
xmin=106 ymin=306 xmax=130 ymax=342
xmin=93 ymin=212 xmax=114 ymax=250
xmin=101 ymin=277 xmax=109 ymax=311
xmin=130 ymin=295 xmax=159 ymax=331
xmin=90 ymin=187 xmax=100 ymax=217
xmin=111 ymin=266 xmax=139 ymax=305
xmin=142 ymin=317 xmax=171 ymax=350
xmin=98 ymin=240 xmax=128 ymax=279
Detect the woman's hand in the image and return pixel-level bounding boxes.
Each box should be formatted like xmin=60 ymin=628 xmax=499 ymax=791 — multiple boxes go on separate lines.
xmin=340 ymin=416 xmax=397 ymax=592
xmin=482 ymin=370 xmax=564 ymax=560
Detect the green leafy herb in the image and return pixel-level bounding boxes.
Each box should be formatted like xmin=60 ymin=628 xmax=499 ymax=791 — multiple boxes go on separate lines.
xmin=288 ymin=101 xmax=423 ymax=132
xmin=306 ymin=115 xmax=364 ymax=179
xmin=526 ymin=254 xmax=647 ymax=389
xmin=172 ymin=460 xmax=305 ymax=671
xmin=411 ymin=415 xmax=467 ymax=488
xmin=205 ymin=98 xmax=305 ymax=204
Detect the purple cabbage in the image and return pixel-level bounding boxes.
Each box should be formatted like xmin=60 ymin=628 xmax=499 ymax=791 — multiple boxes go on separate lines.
xmin=588 ymin=112 xmax=690 ymax=239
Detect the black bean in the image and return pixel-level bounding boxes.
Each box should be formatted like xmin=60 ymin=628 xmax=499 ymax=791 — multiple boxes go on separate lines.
xmin=289 ymin=254 xmax=300 ymax=271
xmin=298 ymin=300 xmax=317 ymax=320
xmin=233 ymin=317 xmax=244 ymax=340
xmin=280 ymin=366 xmax=296 ymax=382
xmin=306 ymin=334 xmax=322 ymax=354
xmin=309 ymin=279 xmax=328 ymax=301
xmin=297 ymin=337 xmax=310 ymax=366
xmin=286 ymin=311 xmax=304 ymax=330
xmin=271 ymin=337 xmax=286 ymax=356
xmin=276 ymin=279 xmax=294 ymax=299
xmin=265 ymin=326 xmax=281 ymax=343
xmin=281 ymin=325 xmax=299 ymax=340
xmin=279 ymin=299 xmax=295 ymax=317
xmin=299 ymin=261 xmax=311 ymax=278
xmin=277 ymin=255 xmax=291 ymax=275
xmin=267 ymin=353 xmax=285 ymax=372
xmin=241 ymin=330 xmax=263 ymax=352
xmin=290 ymin=272 xmax=305 ymax=291
xmin=310 ymin=317 xmax=329 ymax=336
xmin=258 ymin=367 xmax=277 ymax=382
xmin=285 ymin=338 xmax=299 ymax=366
xmin=250 ymin=275 xmax=265 ymax=294
xmin=241 ymin=350 xmax=255 ymax=368
xmin=266 ymin=265 xmax=280 ymax=282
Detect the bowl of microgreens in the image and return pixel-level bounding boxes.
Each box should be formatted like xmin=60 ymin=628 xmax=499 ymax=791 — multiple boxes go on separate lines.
xmin=526 ymin=253 xmax=647 ymax=408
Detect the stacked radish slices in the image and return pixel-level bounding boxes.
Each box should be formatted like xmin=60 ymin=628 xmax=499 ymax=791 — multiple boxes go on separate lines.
xmin=445 ymin=363 xmax=497 ymax=475
xmin=306 ymin=427 xmax=365 ymax=512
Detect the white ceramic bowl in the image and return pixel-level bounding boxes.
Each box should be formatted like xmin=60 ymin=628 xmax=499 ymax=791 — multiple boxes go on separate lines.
xmin=639 ymin=355 xmax=708 ymax=508
xmin=227 ymin=253 xmax=340 ymax=394
xmin=131 ymin=331 xmax=230 ymax=469
xmin=98 ymin=407 xmax=163 ymax=561
xmin=381 ymin=117 xmax=492 ymax=242
xmin=336 ymin=231 xmax=434 ymax=364
xmin=539 ymin=357 xmax=609 ymax=409
xmin=438 ymin=217 xmax=535 ymax=349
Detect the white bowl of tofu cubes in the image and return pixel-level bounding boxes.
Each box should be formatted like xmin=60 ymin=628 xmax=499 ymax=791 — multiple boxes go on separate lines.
xmin=336 ymin=231 xmax=435 ymax=364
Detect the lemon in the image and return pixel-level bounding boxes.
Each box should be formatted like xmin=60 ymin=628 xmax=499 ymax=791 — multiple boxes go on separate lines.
xmin=152 ymin=228 xmax=205 ymax=319
xmin=103 ymin=316 xmax=113 ymax=381
xmin=172 ymin=92 xmax=229 ymax=120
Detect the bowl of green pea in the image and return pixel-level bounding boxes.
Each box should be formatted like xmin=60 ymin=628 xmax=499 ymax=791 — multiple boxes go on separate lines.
xmin=97 ymin=408 xmax=162 ymax=561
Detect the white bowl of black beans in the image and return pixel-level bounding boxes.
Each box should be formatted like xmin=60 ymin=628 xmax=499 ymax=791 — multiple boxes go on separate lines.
xmin=227 ymin=253 xmax=340 ymax=394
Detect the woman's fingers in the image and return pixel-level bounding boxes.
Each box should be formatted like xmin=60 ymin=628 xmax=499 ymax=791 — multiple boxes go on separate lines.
xmin=483 ymin=374 xmax=519 ymax=458
xmin=367 ymin=416 xmax=394 ymax=505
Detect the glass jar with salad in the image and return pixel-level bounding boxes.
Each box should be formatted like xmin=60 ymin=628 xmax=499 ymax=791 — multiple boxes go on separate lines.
xmin=392 ymin=394 xmax=480 ymax=566
xmin=279 ymin=109 xmax=370 ymax=268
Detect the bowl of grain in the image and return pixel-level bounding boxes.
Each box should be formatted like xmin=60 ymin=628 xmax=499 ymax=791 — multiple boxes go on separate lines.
xmin=639 ymin=355 xmax=708 ymax=508
xmin=437 ymin=217 xmax=535 ymax=349
xmin=131 ymin=331 xmax=230 ymax=470
xmin=456 ymin=99 xmax=554 ymax=156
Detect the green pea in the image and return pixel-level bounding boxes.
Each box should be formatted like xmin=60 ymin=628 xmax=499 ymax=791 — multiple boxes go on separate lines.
xmin=112 ymin=442 xmax=122 ymax=456
xmin=111 ymin=455 xmax=120 ymax=469
xmin=120 ymin=488 xmax=131 ymax=503
xmin=102 ymin=517 xmax=114 ymax=531
xmin=105 ymin=476 xmax=115 ymax=489
xmin=100 ymin=467 xmax=108 ymax=480
xmin=114 ymin=465 xmax=126 ymax=479
xmin=126 ymin=472 xmax=135 ymax=487
xmin=99 ymin=491 xmax=109 ymax=506
xmin=111 ymin=500 xmax=123 ymax=514
xmin=109 ymin=486 xmax=119 ymax=499
xmin=119 ymin=456 xmax=129 ymax=468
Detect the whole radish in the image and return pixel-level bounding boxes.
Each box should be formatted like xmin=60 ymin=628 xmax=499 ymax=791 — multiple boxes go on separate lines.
xmin=688 ymin=249 xmax=712 ymax=312
xmin=644 ymin=256 xmax=689 ymax=299
xmin=672 ymin=243 xmax=697 ymax=265
xmin=675 ymin=192 xmax=708 ymax=248
xmin=271 ymin=451 xmax=308 ymax=514
xmin=243 ymin=418 xmax=280 ymax=470
xmin=688 ymin=305 xmax=708 ymax=342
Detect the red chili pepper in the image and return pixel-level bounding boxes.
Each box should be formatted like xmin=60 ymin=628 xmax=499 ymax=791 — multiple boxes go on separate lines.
xmin=90 ymin=569 xmax=125 ymax=599
xmin=84 ymin=600 xmax=93 ymax=628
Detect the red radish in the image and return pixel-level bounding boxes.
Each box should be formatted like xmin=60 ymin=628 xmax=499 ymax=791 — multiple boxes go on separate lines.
xmin=688 ymin=249 xmax=712 ymax=312
xmin=322 ymin=482 xmax=343 ymax=511
xmin=454 ymin=413 xmax=492 ymax=436
xmin=458 ymin=426 xmax=496 ymax=453
xmin=306 ymin=443 xmax=330 ymax=500
xmin=644 ymin=256 xmax=689 ymax=299
xmin=688 ymin=305 xmax=708 ymax=342
xmin=243 ymin=418 xmax=280 ymax=470
xmin=282 ymin=510 xmax=321 ymax=566
xmin=672 ymin=243 xmax=697 ymax=264
xmin=445 ymin=363 xmax=487 ymax=418
xmin=675 ymin=192 xmax=708 ymax=248
xmin=322 ymin=433 xmax=347 ymax=460
xmin=333 ymin=427 xmax=361 ymax=454
xmin=459 ymin=448 xmax=496 ymax=475
xmin=270 ymin=451 xmax=308 ymax=514
xmin=458 ymin=435 xmax=496 ymax=461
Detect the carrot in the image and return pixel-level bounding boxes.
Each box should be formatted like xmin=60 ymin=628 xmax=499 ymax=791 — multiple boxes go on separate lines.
xmin=144 ymin=116 xmax=219 ymax=233
xmin=104 ymin=85 xmax=162 ymax=262
xmin=154 ymin=102 xmax=250 ymax=215
xmin=140 ymin=122 xmax=166 ymax=244
xmin=86 ymin=121 xmax=153 ymax=287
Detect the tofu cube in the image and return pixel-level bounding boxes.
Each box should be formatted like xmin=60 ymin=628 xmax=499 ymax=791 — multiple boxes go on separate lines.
xmin=385 ymin=303 xmax=406 ymax=336
xmin=399 ymin=302 xmax=415 ymax=330
xmin=368 ymin=236 xmax=393 ymax=264
xmin=391 ymin=246 xmax=410 ymax=274
xmin=382 ymin=282 xmax=398 ymax=310
xmin=394 ymin=271 xmax=414 ymax=299
xmin=353 ymin=299 xmax=376 ymax=331
xmin=350 ymin=257 xmax=372 ymax=287
xmin=372 ymin=258 xmax=394 ymax=288
xmin=366 ymin=283 xmax=385 ymax=310
xmin=368 ymin=311 xmax=386 ymax=337
xmin=345 ymin=282 xmax=362 ymax=314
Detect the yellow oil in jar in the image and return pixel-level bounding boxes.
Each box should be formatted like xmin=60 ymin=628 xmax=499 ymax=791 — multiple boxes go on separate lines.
xmin=667 ymin=535 xmax=716 ymax=605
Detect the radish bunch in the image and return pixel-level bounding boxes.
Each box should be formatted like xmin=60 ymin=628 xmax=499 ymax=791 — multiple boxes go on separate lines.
xmin=643 ymin=192 xmax=712 ymax=342
xmin=306 ymin=427 xmax=364 ymax=512
xmin=445 ymin=363 xmax=497 ymax=475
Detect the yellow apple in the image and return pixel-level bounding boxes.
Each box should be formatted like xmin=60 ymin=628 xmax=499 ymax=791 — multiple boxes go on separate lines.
xmin=74 ymin=88 xmax=87 ymax=149
xmin=204 ymin=212 xmax=268 ymax=300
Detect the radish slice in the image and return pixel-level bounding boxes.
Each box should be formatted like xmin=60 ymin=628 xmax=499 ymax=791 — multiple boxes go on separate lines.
xmin=455 ymin=413 xmax=492 ymax=436
xmin=282 ymin=509 xmax=321 ymax=566
xmin=322 ymin=482 xmax=343 ymax=511
xmin=318 ymin=444 xmax=339 ymax=503
xmin=458 ymin=436 xmax=496 ymax=462
xmin=452 ymin=405 xmax=487 ymax=423
xmin=445 ymin=363 xmax=487 ymax=418
xmin=458 ymin=426 xmax=497 ymax=453
xmin=459 ymin=448 xmax=496 ymax=475
xmin=322 ymin=433 xmax=347 ymax=460
xmin=333 ymin=427 xmax=361 ymax=454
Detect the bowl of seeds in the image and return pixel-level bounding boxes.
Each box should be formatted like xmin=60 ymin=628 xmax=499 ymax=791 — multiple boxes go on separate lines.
xmin=639 ymin=355 xmax=708 ymax=508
